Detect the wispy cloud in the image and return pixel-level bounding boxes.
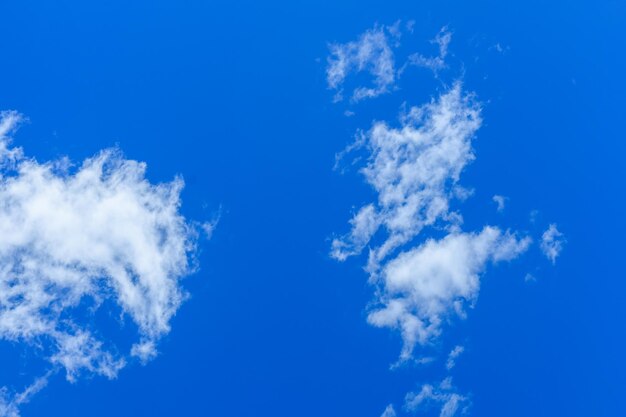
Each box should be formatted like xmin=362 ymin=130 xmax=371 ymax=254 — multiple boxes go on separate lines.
xmin=326 ymin=24 xmax=397 ymax=102
xmin=540 ymin=224 xmax=565 ymax=264
xmin=0 ymin=111 xmax=202 ymax=414
xmin=406 ymin=27 xmax=452 ymax=74
xmin=380 ymin=404 xmax=397 ymax=417
xmin=0 ymin=371 xmax=51 ymax=417
xmin=405 ymin=377 xmax=467 ymax=417
xmin=326 ymin=24 xmax=454 ymax=104
xmin=446 ymin=345 xmax=465 ymax=370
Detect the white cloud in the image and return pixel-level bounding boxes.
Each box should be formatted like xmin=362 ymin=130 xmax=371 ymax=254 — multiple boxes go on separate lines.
xmin=326 ymin=24 xmax=397 ymax=102
xmin=331 ymin=84 xmax=482 ymax=270
xmin=368 ymin=227 xmax=530 ymax=360
xmin=540 ymin=224 xmax=565 ymax=264
xmin=0 ymin=111 xmax=201 ymax=413
xmin=405 ymin=377 xmax=467 ymax=417
xmin=406 ymin=27 xmax=452 ymax=74
xmin=492 ymin=195 xmax=507 ymax=212
xmin=445 ymin=345 xmax=464 ymax=370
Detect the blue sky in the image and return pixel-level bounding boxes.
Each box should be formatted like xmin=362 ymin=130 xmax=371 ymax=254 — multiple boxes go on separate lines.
xmin=0 ymin=0 xmax=624 ymax=416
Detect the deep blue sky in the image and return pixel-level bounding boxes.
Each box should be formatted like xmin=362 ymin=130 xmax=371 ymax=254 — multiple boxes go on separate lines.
xmin=1 ymin=0 xmax=625 ymax=416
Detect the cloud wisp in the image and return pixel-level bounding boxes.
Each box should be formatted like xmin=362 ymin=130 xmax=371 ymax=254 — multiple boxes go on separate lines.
xmin=406 ymin=27 xmax=452 ymax=74
xmin=0 ymin=111 xmax=202 ymax=415
xmin=445 ymin=345 xmax=464 ymax=371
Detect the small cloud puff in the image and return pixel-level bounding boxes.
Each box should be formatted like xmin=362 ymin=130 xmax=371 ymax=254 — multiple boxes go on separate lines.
xmin=540 ymin=224 xmax=565 ymax=264
xmin=492 ymin=195 xmax=507 ymax=212
xmin=524 ymin=273 xmax=537 ymax=283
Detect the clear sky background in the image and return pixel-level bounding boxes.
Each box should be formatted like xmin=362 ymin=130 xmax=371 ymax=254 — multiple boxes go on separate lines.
xmin=0 ymin=0 xmax=624 ymax=416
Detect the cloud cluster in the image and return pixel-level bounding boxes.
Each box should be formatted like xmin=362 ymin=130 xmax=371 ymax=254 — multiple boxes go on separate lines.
xmin=330 ymin=22 xmax=562 ymax=417
xmin=331 ymin=79 xmax=534 ymax=364
xmin=330 ymin=84 xmax=533 ymax=402
xmin=328 ymin=31 xmax=539 ymax=411
xmin=0 ymin=111 xmax=199 ymax=412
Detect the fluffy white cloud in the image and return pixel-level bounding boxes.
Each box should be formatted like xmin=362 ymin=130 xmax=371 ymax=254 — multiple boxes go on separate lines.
xmin=368 ymin=227 xmax=530 ymax=360
xmin=331 ymin=84 xmax=482 ymax=270
xmin=326 ymin=24 xmax=397 ymax=102
xmin=405 ymin=378 xmax=466 ymax=417
xmin=0 ymin=111 xmax=200 ymax=412
xmin=540 ymin=224 xmax=565 ymax=264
